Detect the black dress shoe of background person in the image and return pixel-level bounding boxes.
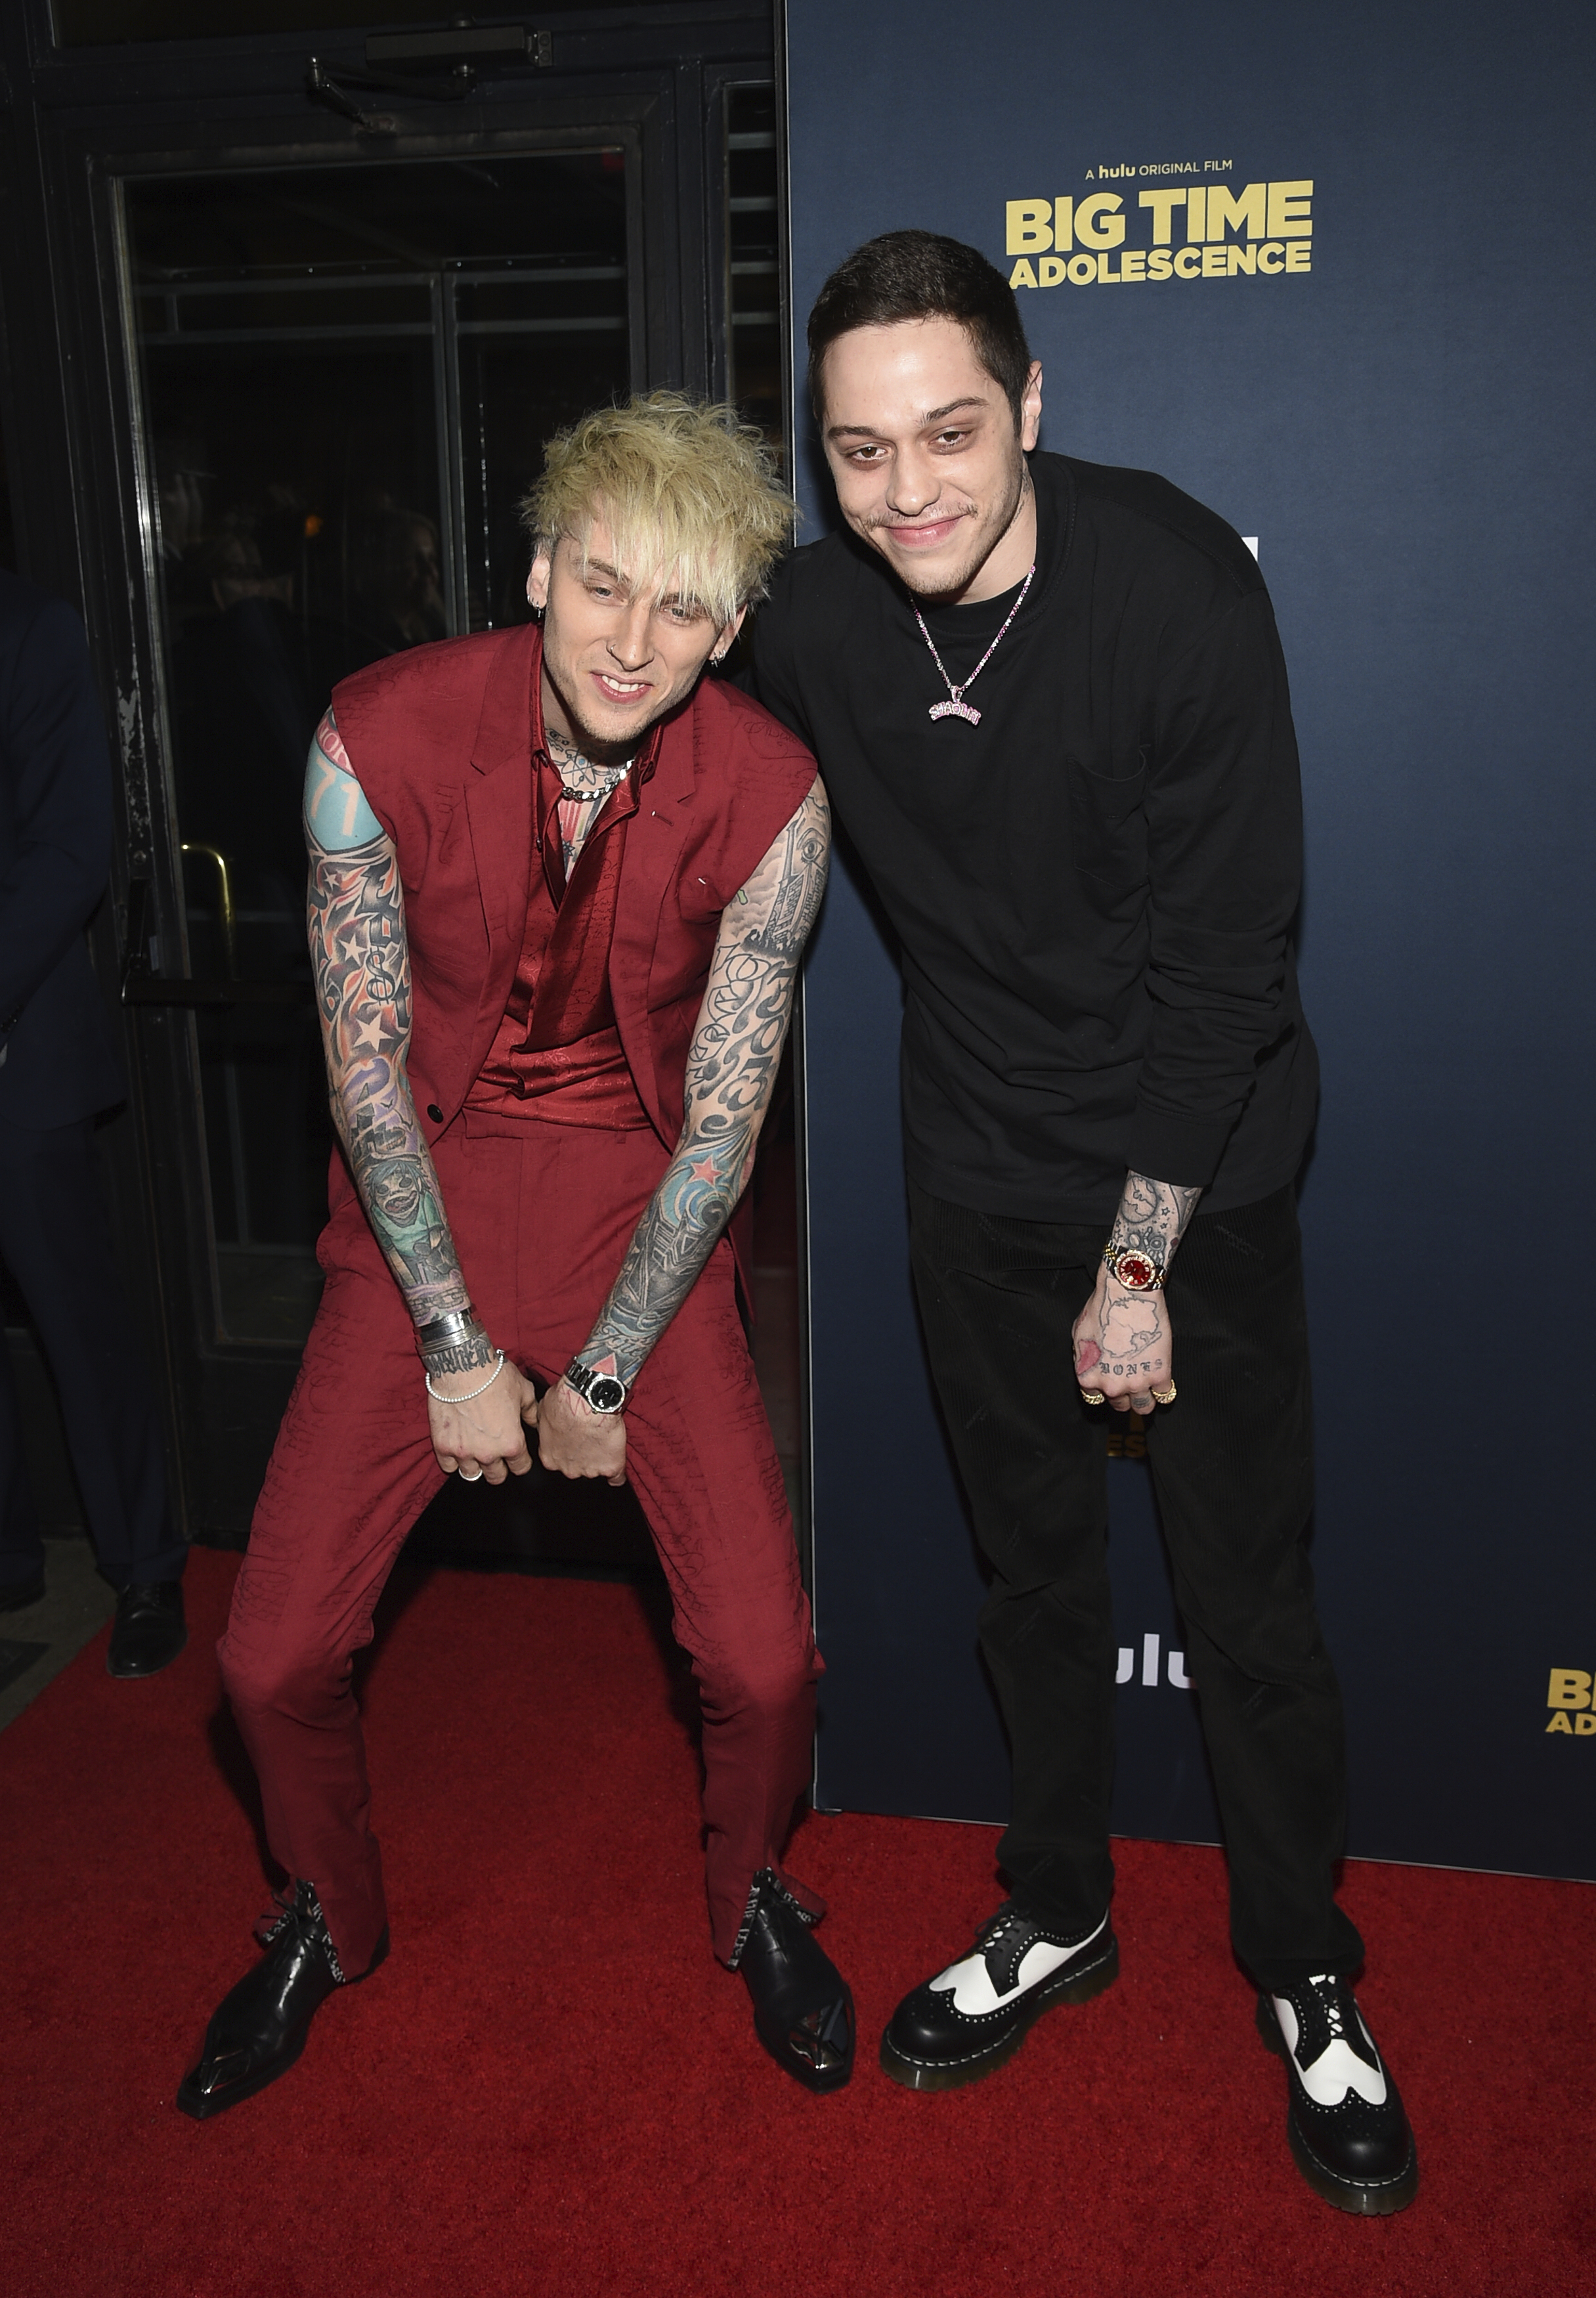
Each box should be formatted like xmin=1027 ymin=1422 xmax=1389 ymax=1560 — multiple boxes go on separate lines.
xmin=177 ymin=1880 xmax=389 ymax=2121
xmin=734 ymin=1868 xmax=855 ymax=2093
xmin=1257 ymin=1974 xmax=1419 ymax=2215
xmin=106 ymin=1580 xmax=186 ymax=1678
xmin=880 ymin=1900 xmax=1119 ymax=2092
xmin=0 ymin=1571 xmax=46 ymax=1612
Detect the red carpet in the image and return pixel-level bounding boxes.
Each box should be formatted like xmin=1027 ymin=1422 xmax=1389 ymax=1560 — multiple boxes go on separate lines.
xmin=2 ymin=1548 xmax=1591 ymax=2297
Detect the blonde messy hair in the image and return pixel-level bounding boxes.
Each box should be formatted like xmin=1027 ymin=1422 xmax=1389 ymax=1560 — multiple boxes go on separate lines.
xmin=521 ymin=393 xmax=795 ymax=625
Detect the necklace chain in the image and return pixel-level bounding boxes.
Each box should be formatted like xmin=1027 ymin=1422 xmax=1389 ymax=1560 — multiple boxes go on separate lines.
xmin=913 ymin=564 xmax=1035 ymax=726
xmin=548 ymin=739 xmax=632 ymax=804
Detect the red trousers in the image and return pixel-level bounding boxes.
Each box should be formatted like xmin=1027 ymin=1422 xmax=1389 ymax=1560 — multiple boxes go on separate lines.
xmin=218 ymin=1115 xmax=822 ymax=1972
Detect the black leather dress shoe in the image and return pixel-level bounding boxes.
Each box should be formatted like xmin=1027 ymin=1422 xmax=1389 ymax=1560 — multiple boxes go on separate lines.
xmin=881 ymin=1901 xmax=1118 ymax=2091
xmin=1257 ymin=1977 xmax=1419 ymax=2215
xmin=0 ymin=1572 xmax=45 ymax=1613
xmin=734 ymin=1869 xmax=854 ymax=2093
xmin=107 ymin=1581 xmax=186 ymax=1678
xmin=177 ymin=1880 xmax=388 ymax=2121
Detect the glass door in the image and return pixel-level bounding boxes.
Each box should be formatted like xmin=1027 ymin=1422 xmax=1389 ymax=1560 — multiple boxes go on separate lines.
xmin=120 ymin=148 xmax=639 ymax=1350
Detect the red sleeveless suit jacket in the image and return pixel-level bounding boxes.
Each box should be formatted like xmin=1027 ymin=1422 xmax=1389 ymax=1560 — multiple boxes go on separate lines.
xmin=325 ymin=622 xmax=819 ymax=1283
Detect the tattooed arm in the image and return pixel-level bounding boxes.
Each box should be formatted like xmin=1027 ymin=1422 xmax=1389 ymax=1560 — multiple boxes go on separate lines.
xmin=535 ymin=778 xmax=831 ymax=1485
xmin=305 ymin=711 xmax=538 ymax=1481
xmin=1071 ymin=1171 xmax=1202 ymax=1418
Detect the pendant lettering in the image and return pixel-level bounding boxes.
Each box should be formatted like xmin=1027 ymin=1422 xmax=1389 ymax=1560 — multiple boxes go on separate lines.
xmin=928 ymin=699 xmax=981 ymax=724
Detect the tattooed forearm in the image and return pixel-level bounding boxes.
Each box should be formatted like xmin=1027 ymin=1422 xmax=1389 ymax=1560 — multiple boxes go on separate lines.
xmin=1107 ymin=1171 xmax=1201 ymax=1270
xmin=305 ymin=716 xmax=488 ymax=1363
xmin=1075 ymin=1169 xmax=1203 ymax=1391
xmin=576 ymin=781 xmax=830 ymax=1387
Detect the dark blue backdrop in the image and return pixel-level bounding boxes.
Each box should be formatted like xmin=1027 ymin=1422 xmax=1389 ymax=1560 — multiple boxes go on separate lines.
xmin=787 ymin=0 xmax=1596 ymax=1876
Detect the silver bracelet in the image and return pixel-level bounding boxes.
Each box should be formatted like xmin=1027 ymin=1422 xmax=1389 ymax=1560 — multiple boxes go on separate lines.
xmin=415 ymin=1306 xmax=479 ymax=1353
xmin=424 ymin=1349 xmax=506 ymax=1403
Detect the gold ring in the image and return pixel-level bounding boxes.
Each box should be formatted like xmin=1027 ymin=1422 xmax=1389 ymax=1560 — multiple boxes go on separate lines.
xmin=1079 ymin=1390 xmax=1107 ymax=1406
xmin=1150 ymin=1385 xmax=1177 ymax=1404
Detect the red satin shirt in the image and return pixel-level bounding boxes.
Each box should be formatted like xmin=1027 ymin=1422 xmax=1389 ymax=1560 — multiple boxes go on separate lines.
xmin=466 ymin=724 xmax=661 ymax=1129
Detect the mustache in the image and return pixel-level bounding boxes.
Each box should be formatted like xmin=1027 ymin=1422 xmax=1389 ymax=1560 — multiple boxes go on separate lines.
xmin=864 ymin=504 xmax=976 ymax=534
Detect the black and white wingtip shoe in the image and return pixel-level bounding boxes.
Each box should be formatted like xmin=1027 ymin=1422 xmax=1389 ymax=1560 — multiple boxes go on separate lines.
xmin=880 ymin=1901 xmax=1118 ymax=2092
xmin=734 ymin=1869 xmax=855 ymax=2094
xmin=1257 ymin=1976 xmax=1419 ymax=2215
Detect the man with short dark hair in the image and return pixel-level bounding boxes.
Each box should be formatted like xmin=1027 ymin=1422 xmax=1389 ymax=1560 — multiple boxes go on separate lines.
xmin=750 ymin=230 xmax=1417 ymax=2215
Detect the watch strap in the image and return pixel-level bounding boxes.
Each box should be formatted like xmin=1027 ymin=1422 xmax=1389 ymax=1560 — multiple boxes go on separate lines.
xmin=1102 ymin=1242 xmax=1166 ymax=1291
xmin=563 ymin=1357 xmax=628 ymax=1412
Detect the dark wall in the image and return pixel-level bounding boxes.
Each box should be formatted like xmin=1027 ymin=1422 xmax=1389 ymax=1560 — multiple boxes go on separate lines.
xmin=788 ymin=0 xmax=1596 ymax=1876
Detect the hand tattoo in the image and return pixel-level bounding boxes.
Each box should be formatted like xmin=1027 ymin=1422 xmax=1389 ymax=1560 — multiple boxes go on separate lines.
xmin=1077 ymin=1170 xmax=1203 ymax=1385
xmin=1107 ymin=1170 xmax=1201 ymax=1270
xmin=305 ymin=714 xmax=487 ymax=1360
xmin=577 ymin=781 xmax=831 ymax=1387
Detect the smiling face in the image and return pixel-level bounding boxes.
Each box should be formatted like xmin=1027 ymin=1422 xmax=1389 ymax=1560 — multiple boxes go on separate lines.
xmin=818 ymin=317 xmax=1043 ymax=604
xmin=527 ymin=519 xmax=743 ymax=762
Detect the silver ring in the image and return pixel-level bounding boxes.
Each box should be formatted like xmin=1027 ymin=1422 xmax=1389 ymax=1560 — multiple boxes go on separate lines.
xmin=459 ymin=1466 xmax=484 ymax=1483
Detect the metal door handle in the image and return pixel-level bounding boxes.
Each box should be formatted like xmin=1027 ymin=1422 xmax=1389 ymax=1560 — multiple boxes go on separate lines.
xmin=180 ymin=843 xmax=238 ymax=977
xmin=120 ymin=859 xmax=311 ymax=1008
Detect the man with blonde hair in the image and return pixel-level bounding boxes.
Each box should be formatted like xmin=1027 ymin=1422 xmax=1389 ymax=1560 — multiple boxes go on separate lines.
xmin=179 ymin=396 xmax=850 ymax=2115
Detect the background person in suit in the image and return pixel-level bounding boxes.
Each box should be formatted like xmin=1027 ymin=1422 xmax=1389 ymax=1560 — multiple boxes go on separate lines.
xmin=0 ymin=568 xmax=186 ymax=1677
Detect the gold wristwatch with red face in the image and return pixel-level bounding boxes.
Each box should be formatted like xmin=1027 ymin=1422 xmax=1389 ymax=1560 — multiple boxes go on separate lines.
xmin=1102 ymin=1243 xmax=1166 ymax=1292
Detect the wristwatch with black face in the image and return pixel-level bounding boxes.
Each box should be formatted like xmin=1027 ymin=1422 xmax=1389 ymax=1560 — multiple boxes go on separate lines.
xmin=563 ymin=1358 xmax=628 ymax=1414
xmin=1102 ymin=1242 xmax=1166 ymax=1292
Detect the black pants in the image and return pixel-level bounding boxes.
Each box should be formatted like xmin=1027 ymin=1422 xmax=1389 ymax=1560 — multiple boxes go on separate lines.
xmin=0 ymin=1114 xmax=183 ymax=1590
xmin=908 ymin=1180 xmax=1363 ymax=1991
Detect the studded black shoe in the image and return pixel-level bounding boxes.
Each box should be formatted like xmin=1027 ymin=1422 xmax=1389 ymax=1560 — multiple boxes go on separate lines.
xmin=733 ymin=1869 xmax=855 ymax=2094
xmin=1257 ymin=1976 xmax=1419 ymax=2215
xmin=881 ymin=1901 xmax=1118 ymax=2091
xmin=176 ymin=1881 xmax=387 ymax=2121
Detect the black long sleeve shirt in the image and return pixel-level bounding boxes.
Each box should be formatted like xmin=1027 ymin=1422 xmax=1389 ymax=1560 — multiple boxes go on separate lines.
xmin=750 ymin=450 xmax=1318 ymax=1221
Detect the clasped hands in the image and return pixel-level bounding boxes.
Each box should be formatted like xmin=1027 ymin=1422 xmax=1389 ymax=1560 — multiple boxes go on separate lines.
xmin=1071 ymin=1264 xmax=1177 ymax=1418
xmin=427 ymin=1359 xmax=628 ymax=1487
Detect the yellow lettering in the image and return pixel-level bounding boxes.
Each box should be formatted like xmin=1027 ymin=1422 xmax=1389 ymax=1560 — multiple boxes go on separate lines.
xmin=1257 ymin=240 xmax=1285 ymax=274
xmin=1226 ymin=244 xmax=1257 ymax=276
xmin=1267 ymin=179 xmax=1313 ymax=238
xmin=1008 ymin=258 xmax=1039 ymax=290
xmin=1185 ymin=186 xmax=1206 ymax=242
xmin=1121 ymin=248 xmax=1146 ymax=282
xmin=1285 ymin=241 xmax=1312 ymax=273
xmin=1148 ymin=248 xmax=1173 ymax=280
xmin=1547 ymin=1668 xmax=1592 ymax=1708
xmin=1075 ymin=193 xmax=1126 ymax=250
xmin=1138 ymin=188 xmax=1187 ymax=244
xmin=1201 ymin=246 xmax=1227 ymax=277
xmin=1037 ymin=255 xmax=1066 ymax=287
xmin=1208 ymin=182 xmax=1266 ymax=240
xmin=1547 ymin=1711 xmax=1574 ymax=1733
xmin=1174 ymin=246 xmax=1201 ymax=278
xmin=1054 ymin=196 xmax=1074 ymax=253
xmin=1579 ymin=1714 xmax=1596 ymax=1736
xmin=1066 ymin=253 xmax=1097 ymax=285
xmin=1006 ymin=200 xmax=1052 ymax=255
xmin=1096 ymin=251 xmax=1122 ymax=282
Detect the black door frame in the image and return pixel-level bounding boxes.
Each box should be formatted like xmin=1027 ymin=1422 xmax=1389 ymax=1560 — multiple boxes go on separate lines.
xmin=0 ymin=1 xmax=777 ymax=1539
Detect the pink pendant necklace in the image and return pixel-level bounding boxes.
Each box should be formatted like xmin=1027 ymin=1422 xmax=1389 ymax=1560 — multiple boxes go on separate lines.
xmin=913 ymin=563 xmax=1035 ymax=724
